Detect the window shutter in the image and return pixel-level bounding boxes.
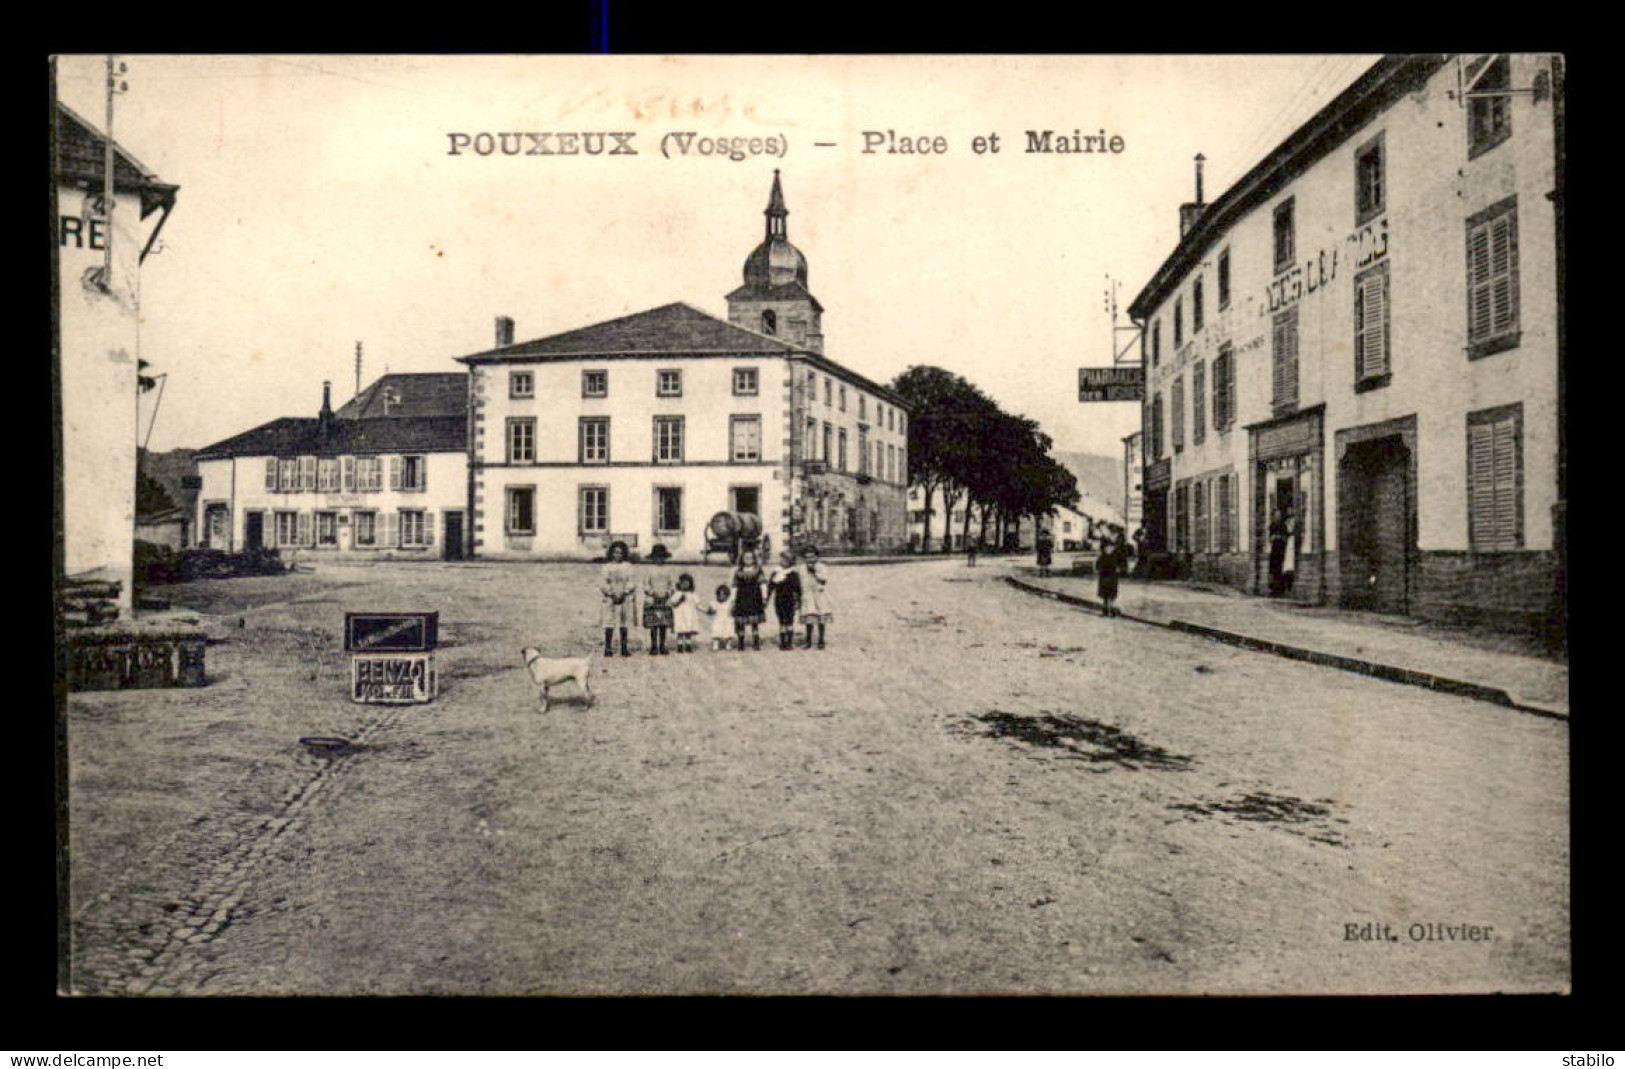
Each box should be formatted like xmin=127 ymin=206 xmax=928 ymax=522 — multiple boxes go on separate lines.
xmin=1491 ymin=416 xmax=1518 ymax=547
xmin=265 ymin=458 xmax=277 ymax=491
xmin=1468 ymin=223 xmax=1494 ymax=340
xmin=425 ymin=511 xmax=436 ymax=547
xmin=342 ymin=456 xmax=355 ymax=493
xmin=1356 ymin=268 xmax=1389 ymax=380
xmin=297 ymin=511 xmax=312 ymax=547
xmin=1272 ymin=311 xmax=1299 ymax=407
xmin=1468 ymin=420 xmax=1495 ymax=548
xmin=382 ymin=510 xmax=399 ymax=549
xmin=389 ymin=456 xmax=403 ymax=491
xmin=299 ymin=456 xmax=316 ymax=492
xmin=1193 ymin=362 xmax=1206 ymax=445
xmin=1490 ymin=212 xmax=1517 ymax=334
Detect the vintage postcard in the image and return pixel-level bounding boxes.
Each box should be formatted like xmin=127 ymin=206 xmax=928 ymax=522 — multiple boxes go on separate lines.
xmin=53 ymin=54 xmax=1568 ymax=996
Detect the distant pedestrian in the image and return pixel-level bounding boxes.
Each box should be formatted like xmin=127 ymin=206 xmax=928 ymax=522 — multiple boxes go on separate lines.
xmin=705 ymin=584 xmax=735 ymax=651
xmin=966 ymin=540 xmax=979 ymax=567
xmin=1268 ymin=507 xmax=1289 ymax=597
xmin=1281 ymin=509 xmax=1299 ymax=597
xmin=768 ymin=549 xmax=803 ymax=651
xmin=1036 ymin=535 xmax=1054 ymax=578
xmin=731 ymin=547 xmax=769 ymax=651
xmin=599 ymin=540 xmax=635 ymax=657
xmin=800 ymin=545 xmax=834 ymax=649
xmin=642 ymin=544 xmax=675 ymax=656
xmin=671 ymin=572 xmax=701 ymax=654
xmin=1097 ymin=534 xmax=1126 ymax=618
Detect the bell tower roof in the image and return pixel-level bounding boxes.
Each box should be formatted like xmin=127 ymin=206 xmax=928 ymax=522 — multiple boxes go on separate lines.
xmin=741 ymin=169 xmax=809 ymax=290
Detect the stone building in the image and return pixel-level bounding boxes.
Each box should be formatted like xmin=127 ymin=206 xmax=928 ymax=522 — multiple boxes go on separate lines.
xmin=459 ymin=173 xmax=910 ymax=561
xmin=54 ymin=99 xmax=179 ymax=618
xmin=192 ymin=376 xmax=469 ymax=559
xmin=1131 ymin=54 xmax=1563 ymax=632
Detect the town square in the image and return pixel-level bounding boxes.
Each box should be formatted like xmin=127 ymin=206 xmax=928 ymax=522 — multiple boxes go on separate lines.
xmin=54 ymin=54 xmax=1568 ymax=997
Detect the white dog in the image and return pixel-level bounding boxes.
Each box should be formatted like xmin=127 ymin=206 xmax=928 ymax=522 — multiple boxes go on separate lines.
xmin=520 ymin=648 xmax=596 ymax=712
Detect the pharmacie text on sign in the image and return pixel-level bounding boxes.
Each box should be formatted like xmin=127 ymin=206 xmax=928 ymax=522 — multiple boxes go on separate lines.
xmin=1078 ymin=367 xmax=1145 ymax=402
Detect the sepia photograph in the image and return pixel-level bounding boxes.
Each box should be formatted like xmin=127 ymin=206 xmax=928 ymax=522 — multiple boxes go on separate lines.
xmin=52 ymin=53 xmax=1568 ymax=997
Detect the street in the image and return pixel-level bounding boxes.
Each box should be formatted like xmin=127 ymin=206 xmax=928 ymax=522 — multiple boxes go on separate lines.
xmin=65 ymin=558 xmax=1570 ymax=995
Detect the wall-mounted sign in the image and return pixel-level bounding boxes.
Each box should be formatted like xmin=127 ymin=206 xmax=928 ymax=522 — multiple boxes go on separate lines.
xmin=1078 ymin=367 xmax=1145 ymax=402
xmin=344 ymin=611 xmax=439 ymax=652
xmin=351 ymin=652 xmax=437 ymax=704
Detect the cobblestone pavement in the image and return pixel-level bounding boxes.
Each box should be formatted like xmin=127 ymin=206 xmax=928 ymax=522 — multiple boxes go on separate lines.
xmin=65 ymin=559 xmax=1570 ymax=995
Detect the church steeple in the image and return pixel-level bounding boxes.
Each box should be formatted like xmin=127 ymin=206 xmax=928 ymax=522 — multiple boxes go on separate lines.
xmin=765 ymin=168 xmax=788 ymax=241
xmin=728 ymin=171 xmax=823 ymax=351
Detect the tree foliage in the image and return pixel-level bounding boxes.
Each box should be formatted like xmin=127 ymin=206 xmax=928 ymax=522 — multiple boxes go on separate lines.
xmin=892 ymin=365 xmax=1081 ymax=552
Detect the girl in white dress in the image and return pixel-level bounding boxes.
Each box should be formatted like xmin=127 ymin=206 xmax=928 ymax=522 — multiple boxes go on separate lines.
xmin=799 ymin=545 xmax=835 ymax=650
xmin=670 ymin=573 xmax=701 ymax=653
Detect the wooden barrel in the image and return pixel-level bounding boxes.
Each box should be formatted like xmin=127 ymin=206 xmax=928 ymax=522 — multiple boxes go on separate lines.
xmin=707 ymin=511 xmax=762 ymax=542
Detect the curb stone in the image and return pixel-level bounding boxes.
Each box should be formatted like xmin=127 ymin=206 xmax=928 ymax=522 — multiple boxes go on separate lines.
xmin=1001 ymin=576 xmax=1567 ymax=721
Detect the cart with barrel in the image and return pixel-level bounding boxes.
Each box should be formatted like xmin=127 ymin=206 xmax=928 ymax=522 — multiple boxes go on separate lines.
xmin=704 ymin=511 xmax=771 ymax=566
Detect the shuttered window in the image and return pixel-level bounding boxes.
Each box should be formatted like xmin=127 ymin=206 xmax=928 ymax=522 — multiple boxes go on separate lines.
xmin=1193 ymin=479 xmax=1208 ymax=553
xmin=1467 ymin=405 xmax=1522 ymax=550
xmin=1172 ymin=378 xmax=1185 ymax=453
xmin=265 ymin=458 xmax=277 ymax=492
xmin=1217 ymin=473 xmax=1234 ymax=552
xmin=1213 ymin=346 xmax=1235 ymax=431
xmin=1466 ymin=197 xmax=1520 ymax=357
xmin=1174 ymin=481 xmax=1190 ymax=553
xmin=317 ymin=457 xmax=339 ymax=492
xmin=342 ymin=456 xmax=356 ymax=493
xmin=1272 ymin=307 xmax=1299 ymax=413
xmin=1354 ymin=261 xmax=1391 ymax=385
xmin=1192 ymin=361 xmax=1206 ymax=446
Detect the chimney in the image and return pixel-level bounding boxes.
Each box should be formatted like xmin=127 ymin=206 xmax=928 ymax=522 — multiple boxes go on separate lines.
xmin=318 ymin=380 xmax=334 ymax=439
xmin=1179 ymin=153 xmax=1207 ymax=238
xmin=495 ymin=316 xmax=515 ymax=348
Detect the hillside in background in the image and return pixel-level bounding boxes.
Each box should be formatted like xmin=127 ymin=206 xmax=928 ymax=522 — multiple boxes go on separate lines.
xmin=138 ymin=448 xmax=198 ymax=512
xmin=1053 ymin=449 xmax=1126 ymax=522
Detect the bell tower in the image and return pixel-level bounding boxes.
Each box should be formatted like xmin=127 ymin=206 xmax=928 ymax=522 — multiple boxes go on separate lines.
xmin=727 ymin=170 xmax=824 ymax=352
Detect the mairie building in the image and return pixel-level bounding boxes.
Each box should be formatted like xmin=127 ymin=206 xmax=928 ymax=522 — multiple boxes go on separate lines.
xmin=458 ymin=172 xmax=911 ymax=561
xmin=1130 ymin=54 xmax=1563 ymax=635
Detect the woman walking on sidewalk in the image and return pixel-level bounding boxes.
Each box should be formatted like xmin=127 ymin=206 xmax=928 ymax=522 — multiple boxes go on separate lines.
xmin=1097 ymin=532 xmax=1127 ymax=618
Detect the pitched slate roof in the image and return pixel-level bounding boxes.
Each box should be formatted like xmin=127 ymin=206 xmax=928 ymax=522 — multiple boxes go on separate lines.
xmin=196 ymin=416 xmax=466 ymax=460
xmin=456 ymin=302 xmax=799 ymax=364
xmin=53 ymin=101 xmax=179 ymax=217
xmin=337 ymin=372 xmax=468 ymax=419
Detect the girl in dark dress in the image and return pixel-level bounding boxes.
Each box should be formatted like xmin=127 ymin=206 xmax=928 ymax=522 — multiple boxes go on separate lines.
xmin=731 ymin=548 xmax=768 ymax=651
xmin=768 ymin=549 xmax=803 ymax=650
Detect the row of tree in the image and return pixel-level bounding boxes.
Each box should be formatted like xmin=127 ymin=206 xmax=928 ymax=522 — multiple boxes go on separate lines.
xmin=891 ymin=365 xmax=1080 ymax=553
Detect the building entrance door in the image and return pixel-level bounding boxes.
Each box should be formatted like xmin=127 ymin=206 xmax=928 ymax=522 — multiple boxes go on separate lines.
xmin=245 ymin=511 xmax=264 ymax=552
xmin=1338 ymin=437 xmax=1413 ymax=613
xmin=442 ymin=511 xmax=465 ymax=561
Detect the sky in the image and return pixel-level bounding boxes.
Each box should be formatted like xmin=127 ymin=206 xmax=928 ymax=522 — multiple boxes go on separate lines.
xmin=55 ymin=54 xmax=1382 ymax=459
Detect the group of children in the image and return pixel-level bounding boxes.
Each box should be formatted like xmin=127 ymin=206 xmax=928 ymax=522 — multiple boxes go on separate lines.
xmin=598 ymin=541 xmax=835 ymax=656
